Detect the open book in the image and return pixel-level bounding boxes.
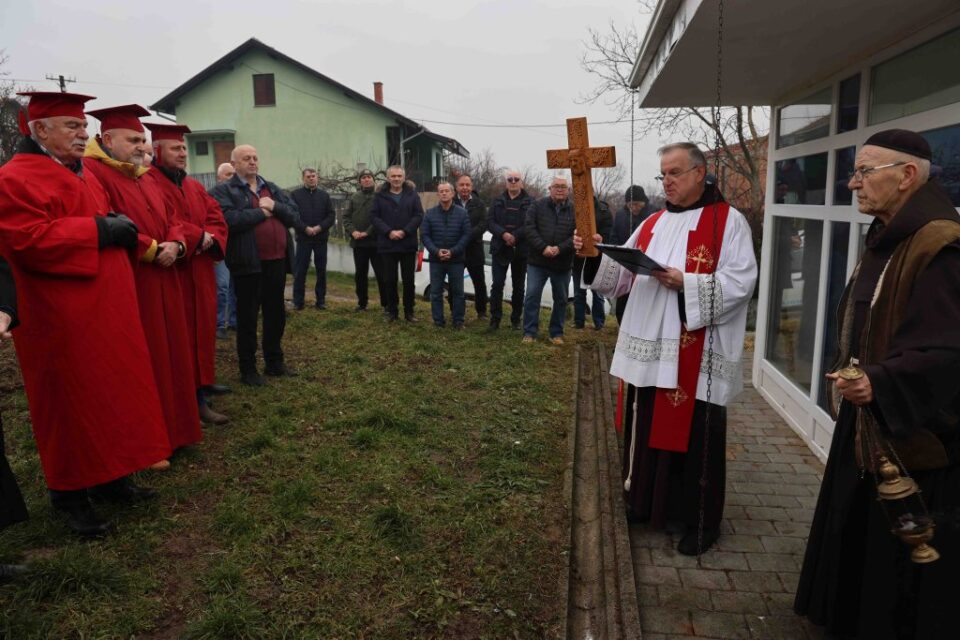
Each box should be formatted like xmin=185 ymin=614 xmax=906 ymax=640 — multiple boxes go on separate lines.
xmin=595 ymin=243 xmax=666 ymax=276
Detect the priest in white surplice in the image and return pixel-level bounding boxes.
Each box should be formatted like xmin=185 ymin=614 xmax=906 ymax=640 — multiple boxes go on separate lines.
xmin=577 ymin=142 xmax=757 ymax=555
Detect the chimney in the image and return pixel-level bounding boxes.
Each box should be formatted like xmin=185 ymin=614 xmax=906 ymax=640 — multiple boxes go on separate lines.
xmin=373 ymin=82 xmax=384 ymax=105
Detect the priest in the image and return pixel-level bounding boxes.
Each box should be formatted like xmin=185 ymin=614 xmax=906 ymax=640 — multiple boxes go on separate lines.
xmin=576 ymin=142 xmax=757 ymax=555
xmin=0 ymin=92 xmax=170 ymax=536
xmin=795 ymin=129 xmax=960 ymax=640
xmin=144 ymin=123 xmax=230 ymax=426
xmin=83 ymin=105 xmax=202 ymax=457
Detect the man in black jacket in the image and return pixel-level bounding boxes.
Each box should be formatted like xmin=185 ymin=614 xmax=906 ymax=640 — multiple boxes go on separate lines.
xmin=370 ymin=165 xmax=424 ymax=322
xmin=521 ymin=175 xmax=576 ymax=344
xmin=487 ymin=169 xmax=532 ymax=330
xmin=610 ymin=185 xmax=654 ymax=324
xmin=454 ymin=175 xmax=488 ymax=320
xmin=211 ymin=145 xmax=302 ymax=386
xmin=343 ymin=169 xmax=383 ymax=311
xmin=290 ymin=168 xmax=336 ymax=310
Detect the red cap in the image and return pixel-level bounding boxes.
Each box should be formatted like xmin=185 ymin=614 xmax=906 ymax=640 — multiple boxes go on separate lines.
xmin=16 ymin=91 xmax=96 ymax=135
xmin=86 ymin=104 xmax=151 ymax=133
xmin=143 ymin=122 xmax=191 ymax=141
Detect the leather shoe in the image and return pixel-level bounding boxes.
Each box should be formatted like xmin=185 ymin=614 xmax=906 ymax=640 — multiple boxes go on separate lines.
xmin=264 ymin=364 xmax=297 ymax=377
xmin=240 ymin=371 xmax=265 ymax=386
xmin=89 ymin=476 xmax=158 ymax=504
xmin=216 ymin=328 xmax=228 ymax=340
xmin=199 ymin=404 xmax=229 ymax=425
xmin=511 ymin=320 xmax=521 ymax=330
xmin=54 ymin=501 xmax=113 ymax=537
xmin=202 ymin=383 xmax=232 ymax=396
xmin=404 ymin=314 xmax=419 ymax=323
xmin=677 ymin=527 xmax=720 ymax=556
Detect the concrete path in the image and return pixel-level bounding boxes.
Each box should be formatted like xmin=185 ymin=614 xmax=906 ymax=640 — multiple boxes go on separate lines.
xmin=629 ymin=352 xmax=826 ymax=640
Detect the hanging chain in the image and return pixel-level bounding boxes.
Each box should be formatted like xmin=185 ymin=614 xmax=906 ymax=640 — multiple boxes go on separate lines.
xmin=697 ymin=0 xmax=724 ymax=565
xmin=630 ymin=90 xmax=636 ymax=191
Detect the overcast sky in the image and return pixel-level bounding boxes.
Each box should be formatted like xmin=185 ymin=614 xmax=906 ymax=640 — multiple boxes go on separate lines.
xmin=1 ymin=0 xmax=667 ymax=194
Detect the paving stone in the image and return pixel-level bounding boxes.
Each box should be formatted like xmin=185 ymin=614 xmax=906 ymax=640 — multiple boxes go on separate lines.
xmin=761 ymin=535 xmax=807 ymax=555
xmin=778 ymin=571 xmax=801 ymax=592
xmin=774 ymin=520 xmax=810 ymax=537
xmin=795 ymin=496 xmax=818 ymax=509
xmin=745 ymin=552 xmax=802 ymax=573
xmin=715 ymin=534 xmax=765 ymax=553
xmin=746 ymin=615 xmax=811 ymax=639
xmin=651 ymin=547 xmax=701 ymax=569
xmin=728 ymin=569 xmax=785 ymax=592
xmin=762 ymin=591 xmax=798 ymax=615
xmin=786 ymin=508 xmax=814 ymax=523
xmin=640 ymin=607 xmax=694 ymax=635
xmin=757 ymin=494 xmax=802 ymax=508
xmin=712 ymin=590 xmax=769 ymax=615
xmin=658 ymin=584 xmax=713 ymax=610
xmin=633 ymin=547 xmax=653 ymax=565
xmin=730 ymin=518 xmax=778 ymax=536
xmin=727 ymin=492 xmax=761 ymax=506
xmin=744 ymin=506 xmax=790 ymax=521
xmin=723 ymin=504 xmax=748 ymax=520
xmin=770 ymin=483 xmax=816 ymax=497
xmin=679 ymin=567 xmax=733 ymax=590
xmin=638 ymin=584 xmax=659 ymax=606
xmin=690 ymin=610 xmax=751 ymax=639
xmin=637 ymin=564 xmax=682 ymax=586
xmin=698 ymin=550 xmax=750 ymax=571
xmin=767 ymin=453 xmax=806 ymax=465
xmin=631 ymin=526 xmax=676 ymax=549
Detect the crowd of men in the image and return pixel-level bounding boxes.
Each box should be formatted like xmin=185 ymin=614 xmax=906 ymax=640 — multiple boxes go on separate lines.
xmin=1 ymin=88 xmax=953 ymax=640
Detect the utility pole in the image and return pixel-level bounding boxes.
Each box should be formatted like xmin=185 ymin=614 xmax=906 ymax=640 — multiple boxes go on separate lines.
xmin=45 ymin=74 xmax=76 ymax=93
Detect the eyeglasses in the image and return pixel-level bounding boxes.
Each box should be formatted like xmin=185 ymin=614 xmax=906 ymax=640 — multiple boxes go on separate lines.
xmin=654 ymin=166 xmax=700 ymax=182
xmin=506 ymin=177 xmax=521 ymax=183
xmin=550 ymin=184 xmax=569 ymax=190
xmin=847 ymin=162 xmax=906 ymax=182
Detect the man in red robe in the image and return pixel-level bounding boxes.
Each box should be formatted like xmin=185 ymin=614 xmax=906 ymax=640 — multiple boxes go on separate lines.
xmin=82 ymin=105 xmax=202 ymax=457
xmin=0 ymin=92 xmax=170 ymax=537
xmin=144 ymin=123 xmax=229 ymax=426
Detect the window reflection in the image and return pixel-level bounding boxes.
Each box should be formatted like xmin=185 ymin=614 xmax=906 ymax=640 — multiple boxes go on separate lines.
xmin=817 ymin=222 xmax=850 ymax=413
xmin=766 ymin=217 xmax=824 ymax=393
xmin=775 ymin=153 xmax=828 ymax=205
xmin=922 ymin=123 xmax=960 ymax=207
xmin=837 ymin=75 xmax=860 ymax=134
xmin=834 ymin=147 xmax=856 ymax=206
xmin=778 ymin=87 xmax=832 ymax=148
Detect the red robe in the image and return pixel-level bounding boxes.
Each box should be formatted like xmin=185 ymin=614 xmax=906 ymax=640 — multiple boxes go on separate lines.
xmin=145 ymin=168 xmax=228 ymax=387
xmin=0 ymin=146 xmax=171 ymax=490
xmin=83 ymin=142 xmax=201 ymax=450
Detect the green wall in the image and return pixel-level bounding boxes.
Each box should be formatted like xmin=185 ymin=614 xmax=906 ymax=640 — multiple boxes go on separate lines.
xmin=174 ymin=49 xmax=420 ymax=186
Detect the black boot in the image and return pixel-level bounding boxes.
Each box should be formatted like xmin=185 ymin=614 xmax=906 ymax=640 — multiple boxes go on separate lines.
xmin=677 ymin=527 xmax=720 ymax=556
xmin=89 ymin=476 xmax=158 ymax=504
xmin=50 ymin=491 xmax=112 ymax=538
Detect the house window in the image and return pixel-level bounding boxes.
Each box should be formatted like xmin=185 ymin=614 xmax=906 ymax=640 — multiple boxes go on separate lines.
xmin=834 ymin=146 xmax=856 ymax=206
xmin=765 ymin=217 xmax=824 ymax=393
xmin=869 ymin=27 xmax=960 ymax=125
xmin=777 ymin=87 xmax=832 ymax=148
xmin=253 ymin=74 xmax=276 ymax=107
xmin=816 ymin=221 xmax=851 ymax=413
xmin=195 ymin=140 xmax=209 ymax=156
xmin=836 ymin=74 xmax=860 ymax=133
xmin=922 ymin=123 xmax=960 ymax=206
xmin=775 ymin=153 xmax=828 ymax=205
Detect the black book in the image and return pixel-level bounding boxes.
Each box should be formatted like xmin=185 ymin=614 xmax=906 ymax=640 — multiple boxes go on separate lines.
xmin=595 ymin=243 xmax=666 ymax=276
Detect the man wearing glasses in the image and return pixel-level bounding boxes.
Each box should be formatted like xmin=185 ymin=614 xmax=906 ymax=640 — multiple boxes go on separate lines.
xmin=576 ymin=142 xmax=757 ymax=555
xmin=522 ymin=175 xmax=577 ymax=344
xmin=796 ymin=129 xmax=960 ymax=640
xmin=487 ymin=170 xmax=533 ymax=330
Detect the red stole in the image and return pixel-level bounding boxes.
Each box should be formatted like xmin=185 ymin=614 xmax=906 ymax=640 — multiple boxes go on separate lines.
xmin=635 ymin=203 xmax=730 ymax=452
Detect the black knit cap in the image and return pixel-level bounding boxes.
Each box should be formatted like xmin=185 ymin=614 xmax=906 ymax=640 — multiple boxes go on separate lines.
xmin=863 ymin=128 xmax=932 ymax=161
xmin=625 ymin=185 xmax=647 ymax=202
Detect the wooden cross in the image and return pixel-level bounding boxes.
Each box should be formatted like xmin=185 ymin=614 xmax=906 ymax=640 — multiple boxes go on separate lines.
xmin=546 ymin=117 xmax=617 ymax=257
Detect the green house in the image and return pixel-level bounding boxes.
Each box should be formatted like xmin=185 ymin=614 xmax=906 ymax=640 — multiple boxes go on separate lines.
xmin=150 ymin=38 xmax=468 ymax=189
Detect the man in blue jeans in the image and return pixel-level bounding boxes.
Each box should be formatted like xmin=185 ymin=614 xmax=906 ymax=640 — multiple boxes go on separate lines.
xmin=421 ymin=182 xmax=470 ymax=329
xmin=212 ymin=163 xmax=237 ymax=339
xmin=522 ymin=175 xmax=576 ymax=345
xmin=573 ymin=197 xmax=613 ymax=330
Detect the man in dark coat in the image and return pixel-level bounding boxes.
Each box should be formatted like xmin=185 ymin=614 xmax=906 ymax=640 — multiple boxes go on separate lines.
xmin=454 ymin=174 xmax=488 ymax=320
xmin=421 ymin=182 xmax=471 ymax=329
xmin=290 ymin=168 xmax=336 ymax=310
xmin=0 ymin=256 xmax=28 ymax=579
xmin=795 ymin=129 xmax=960 ymax=640
xmin=572 ymin=197 xmax=613 ymax=330
xmin=342 ymin=169 xmax=384 ymax=311
xmin=487 ymin=169 xmax=532 ymax=330
xmin=210 ymin=145 xmax=302 ymax=386
xmin=369 ymin=165 xmax=423 ymax=322
xmin=521 ymin=175 xmax=577 ymax=344
xmin=611 ymin=185 xmax=653 ymax=324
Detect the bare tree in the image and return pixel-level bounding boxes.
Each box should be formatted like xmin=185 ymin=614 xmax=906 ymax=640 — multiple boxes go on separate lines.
xmin=447 ymin=148 xmax=504 ymax=203
xmin=0 ymin=51 xmax=28 ymax=167
xmin=579 ymin=19 xmax=768 ymax=252
xmin=593 ymin=163 xmax=627 ymax=204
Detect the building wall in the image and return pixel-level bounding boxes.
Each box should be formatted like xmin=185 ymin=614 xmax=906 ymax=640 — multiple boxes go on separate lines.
xmin=753 ymin=18 xmax=960 ymax=462
xmin=174 ymin=49 xmax=405 ymax=187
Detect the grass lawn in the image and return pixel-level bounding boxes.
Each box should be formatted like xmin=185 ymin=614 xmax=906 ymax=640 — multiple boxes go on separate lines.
xmin=0 ymin=272 xmax=616 ymax=639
